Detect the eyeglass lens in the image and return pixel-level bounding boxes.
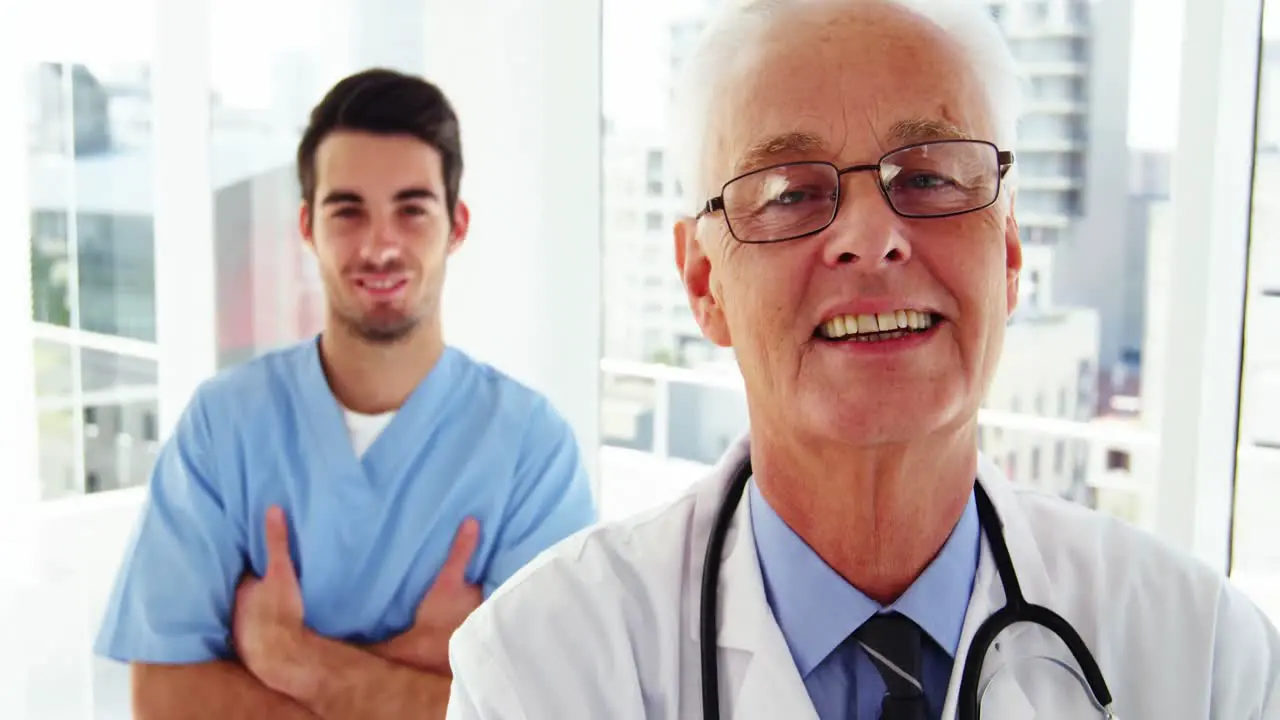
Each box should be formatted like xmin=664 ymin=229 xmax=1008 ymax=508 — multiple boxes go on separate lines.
xmin=721 ymin=141 xmax=1002 ymax=243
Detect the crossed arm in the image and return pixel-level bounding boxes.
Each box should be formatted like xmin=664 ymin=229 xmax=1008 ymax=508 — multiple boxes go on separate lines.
xmin=132 ymin=511 xmax=480 ymax=720
xmin=132 ymin=637 xmax=451 ymax=720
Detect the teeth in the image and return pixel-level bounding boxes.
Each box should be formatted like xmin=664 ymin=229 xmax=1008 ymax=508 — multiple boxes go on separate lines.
xmin=819 ymin=310 xmax=936 ymax=340
xmin=362 ymin=279 xmax=399 ymax=290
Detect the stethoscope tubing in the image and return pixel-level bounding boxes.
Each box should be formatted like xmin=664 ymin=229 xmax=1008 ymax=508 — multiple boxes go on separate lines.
xmin=699 ymin=457 xmax=1114 ymax=720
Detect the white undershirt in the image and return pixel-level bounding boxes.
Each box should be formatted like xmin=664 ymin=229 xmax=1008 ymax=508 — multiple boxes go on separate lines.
xmin=343 ymin=409 xmax=396 ymax=457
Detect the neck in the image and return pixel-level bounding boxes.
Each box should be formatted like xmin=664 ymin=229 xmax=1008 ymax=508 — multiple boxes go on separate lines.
xmin=318 ymin=314 xmax=444 ymax=415
xmin=751 ymin=419 xmax=977 ymax=605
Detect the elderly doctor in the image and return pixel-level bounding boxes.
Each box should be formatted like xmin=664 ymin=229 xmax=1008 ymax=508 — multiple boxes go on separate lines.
xmin=446 ymin=0 xmax=1280 ymax=718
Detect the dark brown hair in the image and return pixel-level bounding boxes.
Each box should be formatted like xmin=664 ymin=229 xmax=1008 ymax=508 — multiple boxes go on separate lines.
xmin=296 ymin=68 xmax=463 ymax=217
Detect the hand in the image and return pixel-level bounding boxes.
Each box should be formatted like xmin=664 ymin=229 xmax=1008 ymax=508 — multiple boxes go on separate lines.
xmin=370 ymin=517 xmax=483 ymax=673
xmin=233 ymin=505 xmax=311 ymax=696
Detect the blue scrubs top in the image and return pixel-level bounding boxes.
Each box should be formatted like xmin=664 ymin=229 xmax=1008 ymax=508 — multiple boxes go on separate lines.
xmin=94 ymin=339 xmax=597 ymax=664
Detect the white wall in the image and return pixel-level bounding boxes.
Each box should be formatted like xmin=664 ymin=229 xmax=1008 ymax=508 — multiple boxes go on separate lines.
xmin=426 ymin=0 xmax=602 ymax=484
xmin=0 ymin=3 xmax=40 ymax=715
xmin=1153 ymin=0 xmax=1261 ymax=569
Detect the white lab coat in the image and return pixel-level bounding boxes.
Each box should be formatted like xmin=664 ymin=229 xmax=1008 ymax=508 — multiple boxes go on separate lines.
xmin=446 ymin=436 xmax=1280 ymax=719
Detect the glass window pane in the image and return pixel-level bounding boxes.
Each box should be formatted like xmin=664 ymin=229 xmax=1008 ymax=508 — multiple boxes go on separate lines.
xmin=27 ymin=60 xmax=157 ymax=343
xmin=28 ymin=67 xmax=73 ymax=328
xmin=33 ymin=338 xmax=78 ymax=501
xmin=31 ymin=211 xmax=72 ymax=327
xmin=1230 ymin=1 xmax=1280 ymax=626
xmin=80 ymin=347 xmax=159 ymax=494
xmin=76 ymin=212 xmax=157 ymax=342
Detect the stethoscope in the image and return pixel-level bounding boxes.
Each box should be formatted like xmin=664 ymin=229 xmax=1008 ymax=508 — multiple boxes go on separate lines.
xmin=698 ymin=456 xmax=1120 ymax=719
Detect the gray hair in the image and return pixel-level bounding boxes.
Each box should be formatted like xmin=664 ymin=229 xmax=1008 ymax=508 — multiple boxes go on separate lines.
xmin=671 ymin=0 xmax=1023 ymax=209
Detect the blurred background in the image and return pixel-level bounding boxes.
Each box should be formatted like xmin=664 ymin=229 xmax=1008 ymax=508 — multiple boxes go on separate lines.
xmin=0 ymin=0 xmax=1276 ymax=716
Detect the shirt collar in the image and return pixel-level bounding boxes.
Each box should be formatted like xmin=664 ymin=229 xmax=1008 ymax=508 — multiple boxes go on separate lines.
xmin=749 ymin=479 xmax=980 ymax=677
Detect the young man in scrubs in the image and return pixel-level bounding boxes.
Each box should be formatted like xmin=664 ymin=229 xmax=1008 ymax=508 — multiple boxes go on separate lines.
xmin=93 ymin=68 xmax=597 ymax=719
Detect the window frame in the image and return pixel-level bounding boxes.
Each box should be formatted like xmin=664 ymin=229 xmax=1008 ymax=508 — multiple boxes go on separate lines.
xmin=1152 ymin=0 xmax=1264 ymax=573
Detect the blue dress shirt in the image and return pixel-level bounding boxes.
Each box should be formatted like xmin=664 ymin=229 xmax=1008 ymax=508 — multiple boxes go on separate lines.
xmin=750 ymin=480 xmax=980 ymax=719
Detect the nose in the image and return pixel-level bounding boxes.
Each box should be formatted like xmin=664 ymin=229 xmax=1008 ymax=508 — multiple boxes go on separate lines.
xmin=820 ymin=177 xmax=912 ymax=268
xmin=360 ymin=217 xmax=405 ymax=264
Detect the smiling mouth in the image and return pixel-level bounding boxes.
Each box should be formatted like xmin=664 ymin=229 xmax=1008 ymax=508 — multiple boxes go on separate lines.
xmin=356 ymin=277 xmax=408 ymax=294
xmin=814 ymin=310 xmax=941 ymax=342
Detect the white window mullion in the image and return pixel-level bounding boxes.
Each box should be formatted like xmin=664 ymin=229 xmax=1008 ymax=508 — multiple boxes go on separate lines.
xmin=531 ymin=0 xmax=604 ymax=493
xmin=425 ymin=0 xmax=604 ymax=493
xmin=1152 ymin=0 xmax=1263 ymax=572
xmin=151 ymin=0 xmax=217 ymax=437
xmin=57 ymin=63 xmax=88 ymax=503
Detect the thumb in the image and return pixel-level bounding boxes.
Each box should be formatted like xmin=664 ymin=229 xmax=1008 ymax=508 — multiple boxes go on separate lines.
xmin=264 ymin=505 xmax=297 ymax=580
xmin=437 ymin=517 xmax=480 ymax=588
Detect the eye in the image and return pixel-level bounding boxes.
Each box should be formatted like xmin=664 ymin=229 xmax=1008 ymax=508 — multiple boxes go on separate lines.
xmin=332 ymin=206 xmax=362 ymax=219
xmin=400 ymin=204 xmax=428 ymax=217
xmin=899 ymin=172 xmax=954 ymax=190
xmin=769 ymin=186 xmax=831 ymax=207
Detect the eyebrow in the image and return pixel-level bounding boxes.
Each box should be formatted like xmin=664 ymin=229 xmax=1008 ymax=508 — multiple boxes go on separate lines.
xmin=320 ymin=187 xmax=439 ymax=205
xmin=733 ymin=131 xmax=830 ymax=175
xmin=731 ymin=119 xmax=974 ymax=177
xmin=886 ymin=117 xmax=974 ymax=146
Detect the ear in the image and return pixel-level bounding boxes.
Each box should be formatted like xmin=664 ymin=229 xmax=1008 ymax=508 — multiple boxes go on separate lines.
xmin=447 ymin=199 xmax=470 ymax=256
xmin=674 ymin=217 xmax=732 ymax=347
xmin=1004 ymin=196 xmax=1022 ymax=316
xmin=299 ymin=201 xmax=315 ymax=249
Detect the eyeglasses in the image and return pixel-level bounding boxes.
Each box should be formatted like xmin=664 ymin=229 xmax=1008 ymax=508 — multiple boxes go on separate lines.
xmin=696 ymin=139 xmax=1015 ymax=245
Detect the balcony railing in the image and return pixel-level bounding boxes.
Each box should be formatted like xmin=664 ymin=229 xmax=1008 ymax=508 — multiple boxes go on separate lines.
xmin=599 ymin=357 xmax=1162 ymax=527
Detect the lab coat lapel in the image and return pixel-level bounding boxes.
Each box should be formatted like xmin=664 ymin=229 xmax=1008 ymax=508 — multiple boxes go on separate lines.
xmin=692 ymin=438 xmax=818 ymax=720
xmin=721 ymin=500 xmax=817 ymax=720
xmin=939 ymin=455 xmax=1049 ymax=720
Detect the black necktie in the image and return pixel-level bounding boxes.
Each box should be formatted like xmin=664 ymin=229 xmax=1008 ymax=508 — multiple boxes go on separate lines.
xmin=853 ymin=612 xmax=928 ymax=720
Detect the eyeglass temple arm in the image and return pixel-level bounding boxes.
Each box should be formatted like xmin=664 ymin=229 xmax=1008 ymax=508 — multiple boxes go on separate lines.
xmin=695 ymin=196 xmax=724 ymax=220
xmin=998 ymin=150 xmax=1015 ymax=178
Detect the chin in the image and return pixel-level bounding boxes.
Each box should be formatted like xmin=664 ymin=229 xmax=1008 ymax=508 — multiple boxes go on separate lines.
xmin=341 ymin=310 xmax=420 ymax=344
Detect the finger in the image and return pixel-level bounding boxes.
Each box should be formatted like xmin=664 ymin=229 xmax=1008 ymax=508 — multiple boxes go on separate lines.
xmin=264 ymin=505 xmax=297 ymax=579
xmin=438 ymin=517 xmax=480 ymax=586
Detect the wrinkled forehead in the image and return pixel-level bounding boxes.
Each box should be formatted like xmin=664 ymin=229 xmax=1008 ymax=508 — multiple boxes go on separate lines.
xmin=705 ymin=3 xmax=992 ymax=189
